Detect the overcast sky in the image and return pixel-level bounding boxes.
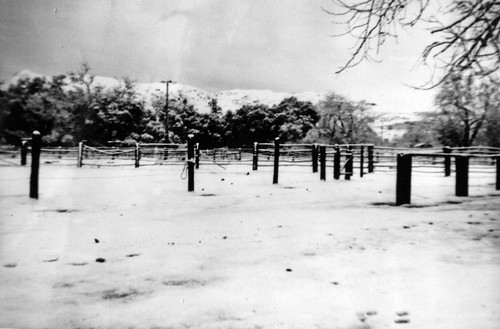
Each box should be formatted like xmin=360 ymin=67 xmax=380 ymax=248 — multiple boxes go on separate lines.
xmin=0 ymin=0 xmax=438 ymax=114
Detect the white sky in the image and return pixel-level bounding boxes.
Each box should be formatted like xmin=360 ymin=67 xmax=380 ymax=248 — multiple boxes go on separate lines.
xmin=0 ymin=0 xmax=438 ymax=114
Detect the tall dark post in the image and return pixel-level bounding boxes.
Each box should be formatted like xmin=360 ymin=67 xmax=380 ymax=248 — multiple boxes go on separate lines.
xmin=187 ymin=134 xmax=195 ymax=192
xmin=29 ymin=131 xmax=41 ymax=199
xmin=455 ymin=155 xmax=469 ymax=197
xmin=496 ymin=156 xmax=500 ymax=191
xmin=21 ymin=140 xmax=28 ymax=166
xmin=360 ymin=146 xmax=364 ymax=178
xmin=312 ymin=144 xmax=318 ymax=173
xmin=252 ymin=142 xmax=259 ymax=171
xmin=320 ymin=146 xmax=326 ymax=181
xmin=396 ymin=153 xmax=412 ymax=206
xmin=273 ymin=137 xmax=280 ymax=184
xmin=334 ymin=145 xmax=341 ymax=180
xmin=443 ymin=146 xmax=451 ymax=177
xmin=195 ymin=143 xmax=200 ymax=169
xmin=345 ymin=146 xmax=353 ymax=180
xmin=368 ymin=145 xmax=374 ymax=173
xmin=134 ymin=143 xmax=140 ymax=168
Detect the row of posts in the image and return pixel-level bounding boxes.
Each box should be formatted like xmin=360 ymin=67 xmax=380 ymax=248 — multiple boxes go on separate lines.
xmin=396 ymin=153 xmax=500 ymax=205
xmin=252 ymin=138 xmax=374 ymax=184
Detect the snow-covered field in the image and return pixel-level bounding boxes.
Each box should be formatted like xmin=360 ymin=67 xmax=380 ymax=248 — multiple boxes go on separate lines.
xmin=1 ymin=164 xmax=499 ymax=329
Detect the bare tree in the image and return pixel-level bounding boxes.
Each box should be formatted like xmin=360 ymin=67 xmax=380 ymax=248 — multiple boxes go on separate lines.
xmin=432 ymin=72 xmax=499 ymax=146
xmin=325 ymin=0 xmax=500 ymax=87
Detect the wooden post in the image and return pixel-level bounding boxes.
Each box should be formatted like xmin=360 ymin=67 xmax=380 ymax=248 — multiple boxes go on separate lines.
xmin=396 ymin=153 xmax=412 ymax=206
xmin=320 ymin=145 xmax=326 ymax=181
xmin=360 ymin=145 xmax=364 ymax=178
xmin=29 ymin=131 xmax=41 ymax=199
xmin=455 ymin=155 xmax=469 ymax=197
xmin=195 ymin=143 xmax=200 ymax=169
xmin=21 ymin=140 xmax=28 ymax=166
xmin=187 ymin=135 xmax=195 ymax=192
xmin=312 ymin=144 xmax=318 ymax=173
xmin=273 ymin=137 xmax=280 ymax=184
xmin=345 ymin=146 xmax=353 ymax=180
xmin=334 ymin=145 xmax=341 ymax=180
xmin=77 ymin=141 xmax=83 ymax=167
xmin=163 ymin=147 xmax=169 ymax=160
xmin=134 ymin=143 xmax=140 ymax=168
xmin=238 ymin=148 xmax=242 ymax=161
xmin=252 ymin=142 xmax=259 ymax=171
xmin=368 ymin=145 xmax=374 ymax=173
xmin=496 ymin=156 xmax=500 ymax=191
xmin=443 ymin=146 xmax=451 ymax=177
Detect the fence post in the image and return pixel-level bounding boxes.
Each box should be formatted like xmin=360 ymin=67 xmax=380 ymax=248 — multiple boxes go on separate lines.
xmin=368 ymin=145 xmax=374 ymax=173
xmin=345 ymin=146 xmax=353 ymax=180
xmin=238 ymin=148 xmax=242 ymax=161
xmin=312 ymin=144 xmax=318 ymax=173
xmin=195 ymin=143 xmax=200 ymax=169
xmin=455 ymin=155 xmax=469 ymax=197
xmin=29 ymin=131 xmax=41 ymax=199
xmin=163 ymin=147 xmax=169 ymax=160
xmin=187 ymin=134 xmax=195 ymax=192
xmin=396 ymin=153 xmax=412 ymax=206
xmin=496 ymin=156 xmax=500 ymax=191
xmin=77 ymin=141 xmax=83 ymax=167
xmin=334 ymin=145 xmax=341 ymax=180
xmin=134 ymin=143 xmax=140 ymax=168
xmin=320 ymin=145 xmax=326 ymax=181
xmin=273 ymin=137 xmax=280 ymax=184
xmin=252 ymin=142 xmax=259 ymax=171
xmin=360 ymin=145 xmax=364 ymax=178
xmin=443 ymin=146 xmax=451 ymax=177
xmin=21 ymin=140 xmax=28 ymax=166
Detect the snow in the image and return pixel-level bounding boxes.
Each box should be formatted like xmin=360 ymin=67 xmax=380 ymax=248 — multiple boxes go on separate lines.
xmin=1 ymin=163 xmax=499 ymax=329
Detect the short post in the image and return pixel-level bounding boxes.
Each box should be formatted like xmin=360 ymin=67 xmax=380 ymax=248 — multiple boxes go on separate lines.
xmin=320 ymin=145 xmax=326 ymax=181
xmin=252 ymin=142 xmax=259 ymax=171
xmin=163 ymin=147 xmax=169 ymax=160
xmin=77 ymin=141 xmax=83 ymax=167
xmin=345 ymin=146 xmax=353 ymax=180
xmin=238 ymin=148 xmax=242 ymax=161
xmin=360 ymin=146 xmax=364 ymax=178
xmin=443 ymin=146 xmax=451 ymax=177
xmin=368 ymin=145 xmax=374 ymax=173
xmin=334 ymin=145 xmax=341 ymax=180
xmin=455 ymin=155 xmax=469 ymax=197
xmin=195 ymin=143 xmax=200 ymax=169
xmin=273 ymin=137 xmax=280 ymax=184
xmin=496 ymin=156 xmax=500 ymax=191
xmin=21 ymin=140 xmax=28 ymax=166
xmin=29 ymin=131 xmax=41 ymax=199
xmin=312 ymin=144 xmax=318 ymax=173
xmin=134 ymin=143 xmax=140 ymax=168
xmin=396 ymin=153 xmax=412 ymax=206
xmin=187 ymin=134 xmax=195 ymax=192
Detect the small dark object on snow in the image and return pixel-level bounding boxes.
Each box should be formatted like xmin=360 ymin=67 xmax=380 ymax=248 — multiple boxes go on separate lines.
xmin=246 ymin=172 xmax=250 ymax=175
xmin=331 ymin=281 xmax=339 ymax=285
xmin=223 ymin=236 xmax=227 ymax=239
xmin=221 ymin=178 xmax=225 ymax=181
xmin=428 ymin=222 xmax=434 ymax=225
xmin=94 ymin=238 xmax=100 ymax=243
xmin=395 ymin=319 xmax=410 ymax=324
xmin=403 ymin=226 xmax=411 ymax=229
xmin=396 ymin=311 xmax=409 ymax=317
xmin=95 ymin=258 xmax=106 ymax=263
xmin=286 ymin=268 xmax=292 ymax=272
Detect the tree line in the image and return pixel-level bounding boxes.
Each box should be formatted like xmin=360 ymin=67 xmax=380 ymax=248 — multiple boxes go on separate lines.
xmin=1 ymin=65 xmax=498 ymax=148
xmin=0 ymin=65 xmax=380 ymax=148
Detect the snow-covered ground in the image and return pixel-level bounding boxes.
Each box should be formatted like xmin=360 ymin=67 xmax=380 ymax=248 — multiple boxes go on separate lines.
xmin=1 ymin=164 xmax=499 ymax=329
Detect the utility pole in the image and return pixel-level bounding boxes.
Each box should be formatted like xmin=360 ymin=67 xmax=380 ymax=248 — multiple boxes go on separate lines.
xmin=161 ymin=80 xmax=174 ymax=142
